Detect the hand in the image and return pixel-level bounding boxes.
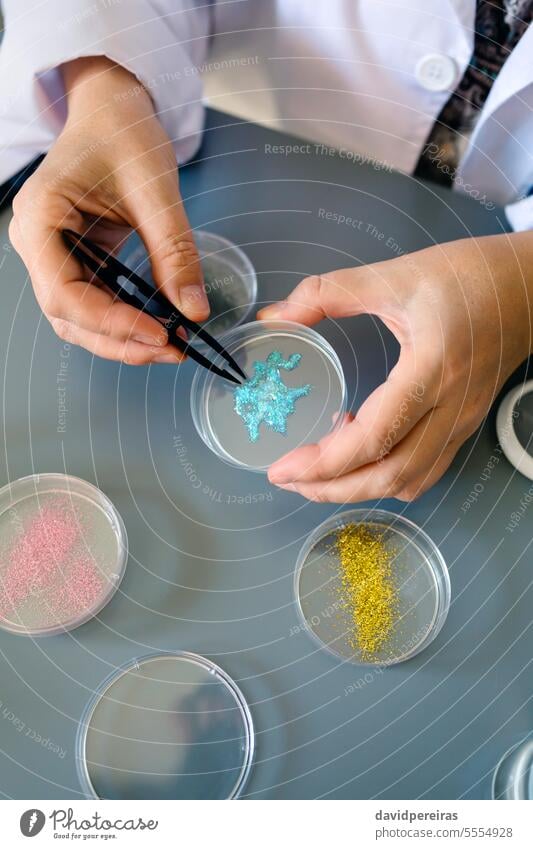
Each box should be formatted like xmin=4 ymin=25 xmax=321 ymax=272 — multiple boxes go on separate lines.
xmin=9 ymin=56 xmax=209 ymax=364
xmin=259 ymin=234 xmax=533 ymax=503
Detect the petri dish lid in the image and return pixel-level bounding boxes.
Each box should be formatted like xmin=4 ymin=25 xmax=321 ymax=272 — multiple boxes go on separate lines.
xmin=77 ymin=652 xmax=254 ymax=800
xmin=0 ymin=474 xmax=128 ymax=636
xmin=496 ymin=380 xmax=533 ymax=480
xmin=295 ymin=509 xmax=450 ymax=666
xmin=195 ymin=230 xmax=258 ymax=339
xmin=492 ymin=735 xmax=533 ymax=800
xmin=120 ymin=229 xmax=257 ymax=342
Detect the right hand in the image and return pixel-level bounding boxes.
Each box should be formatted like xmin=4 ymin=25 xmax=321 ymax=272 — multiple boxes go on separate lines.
xmin=260 ymin=234 xmax=532 ymax=503
xmin=9 ymin=56 xmax=209 ymax=364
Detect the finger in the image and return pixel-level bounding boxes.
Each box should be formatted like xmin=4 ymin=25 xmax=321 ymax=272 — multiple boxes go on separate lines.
xmin=393 ymin=441 xmax=460 ymax=502
xmin=12 ymin=203 xmax=168 ymax=346
xmin=275 ymin=406 xmax=457 ymax=504
xmin=82 ymin=219 xmax=132 ymax=255
xmin=257 ymin=264 xmax=406 ymax=332
xmin=49 ymin=320 xmax=184 ymax=365
xmin=269 ymin=354 xmax=432 ymax=485
xmin=124 ymin=177 xmax=209 ymax=321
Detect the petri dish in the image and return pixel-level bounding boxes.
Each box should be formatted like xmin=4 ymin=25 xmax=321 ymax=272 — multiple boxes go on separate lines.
xmin=496 ymin=379 xmax=533 ymax=480
xmin=295 ymin=509 xmax=450 ymax=665
xmin=0 ymin=474 xmax=128 ymax=636
xmin=76 ymin=652 xmax=254 ymax=800
xmin=492 ymin=736 xmax=533 ymax=799
xmin=190 ymin=320 xmax=347 ymax=472
xmin=120 ymin=229 xmax=257 ymax=342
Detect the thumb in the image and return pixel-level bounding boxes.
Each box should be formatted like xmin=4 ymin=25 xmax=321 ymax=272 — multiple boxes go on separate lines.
xmin=127 ymin=183 xmax=209 ymax=321
xmin=257 ymin=264 xmax=401 ymax=327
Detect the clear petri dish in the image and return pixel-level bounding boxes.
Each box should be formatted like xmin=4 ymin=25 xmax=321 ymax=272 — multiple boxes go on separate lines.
xmin=76 ymin=652 xmax=254 ymax=800
xmin=295 ymin=509 xmax=450 ymax=666
xmin=190 ymin=320 xmax=347 ymax=472
xmin=120 ymin=229 xmax=257 ymax=343
xmin=0 ymin=474 xmax=128 ymax=636
xmin=492 ymin=736 xmax=533 ymax=800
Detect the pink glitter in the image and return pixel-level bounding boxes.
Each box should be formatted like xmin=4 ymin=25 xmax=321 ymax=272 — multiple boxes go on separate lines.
xmin=55 ymin=556 xmax=103 ymax=617
xmin=0 ymin=495 xmax=104 ymax=626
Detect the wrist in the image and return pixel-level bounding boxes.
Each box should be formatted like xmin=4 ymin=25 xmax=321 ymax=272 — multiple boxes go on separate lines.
xmin=61 ymin=56 xmax=154 ymax=120
xmin=497 ymin=232 xmax=533 ymax=361
xmin=442 ymin=234 xmax=532 ymax=373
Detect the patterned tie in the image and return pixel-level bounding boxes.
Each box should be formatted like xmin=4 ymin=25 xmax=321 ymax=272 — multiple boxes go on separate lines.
xmin=415 ymin=0 xmax=532 ymax=185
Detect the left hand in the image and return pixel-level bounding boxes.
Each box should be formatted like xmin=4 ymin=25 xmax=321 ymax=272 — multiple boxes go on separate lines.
xmin=258 ymin=235 xmax=532 ymax=503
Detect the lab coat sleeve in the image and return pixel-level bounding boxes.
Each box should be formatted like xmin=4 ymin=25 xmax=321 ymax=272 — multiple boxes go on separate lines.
xmin=0 ymin=0 xmax=211 ymax=183
xmin=504 ymin=195 xmax=533 ymax=232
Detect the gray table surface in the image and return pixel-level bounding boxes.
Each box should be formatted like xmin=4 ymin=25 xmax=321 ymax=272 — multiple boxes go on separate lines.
xmin=0 ymin=109 xmax=531 ymax=800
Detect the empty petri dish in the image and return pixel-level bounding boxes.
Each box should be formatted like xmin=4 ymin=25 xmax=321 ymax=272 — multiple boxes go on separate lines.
xmin=191 ymin=320 xmax=347 ymax=472
xmin=0 ymin=474 xmax=128 ymax=636
xmin=77 ymin=652 xmax=254 ymax=800
xmin=496 ymin=380 xmax=533 ymax=480
xmin=493 ymin=735 xmax=533 ymax=799
xmin=295 ymin=509 xmax=450 ymax=665
xmin=120 ymin=229 xmax=257 ymax=342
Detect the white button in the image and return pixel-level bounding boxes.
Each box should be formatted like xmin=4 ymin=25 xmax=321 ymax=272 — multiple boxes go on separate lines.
xmin=415 ymin=53 xmax=457 ymax=92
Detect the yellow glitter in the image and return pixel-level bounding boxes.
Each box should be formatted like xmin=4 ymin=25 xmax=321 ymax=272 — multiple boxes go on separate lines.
xmin=335 ymin=523 xmax=398 ymax=661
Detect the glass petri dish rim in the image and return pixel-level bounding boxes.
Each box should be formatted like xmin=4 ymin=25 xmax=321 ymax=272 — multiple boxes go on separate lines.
xmin=294 ymin=508 xmax=451 ymax=667
xmin=492 ymin=735 xmax=533 ymax=800
xmin=76 ymin=651 xmax=255 ymax=801
xmin=0 ymin=473 xmax=128 ymax=637
xmin=123 ymin=228 xmax=258 ymax=333
xmin=190 ymin=319 xmax=348 ymax=473
xmin=194 ymin=229 xmax=258 ymax=330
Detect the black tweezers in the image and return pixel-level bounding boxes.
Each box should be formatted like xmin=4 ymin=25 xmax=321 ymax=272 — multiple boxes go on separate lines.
xmin=62 ymin=229 xmax=246 ymax=385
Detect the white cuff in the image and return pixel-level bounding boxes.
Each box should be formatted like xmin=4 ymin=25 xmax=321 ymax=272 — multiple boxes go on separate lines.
xmin=504 ymin=194 xmax=533 ymax=232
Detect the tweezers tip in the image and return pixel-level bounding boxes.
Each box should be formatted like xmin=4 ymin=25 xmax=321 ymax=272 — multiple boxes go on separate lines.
xmin=221 ymin=370 xmax=242 ymax=385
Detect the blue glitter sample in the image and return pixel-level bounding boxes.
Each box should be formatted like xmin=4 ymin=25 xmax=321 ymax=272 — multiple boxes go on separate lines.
xmin=233 ymin=350 xmax=311 ymax=442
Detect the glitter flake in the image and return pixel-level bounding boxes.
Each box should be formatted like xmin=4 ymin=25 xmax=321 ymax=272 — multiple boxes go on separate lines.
xmin=233 ymin=351 xmax=311 ymax=442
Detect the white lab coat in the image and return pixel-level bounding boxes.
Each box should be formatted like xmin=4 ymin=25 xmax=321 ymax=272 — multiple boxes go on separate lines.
xmin=1 ymin=0 xmax=532 ymax=229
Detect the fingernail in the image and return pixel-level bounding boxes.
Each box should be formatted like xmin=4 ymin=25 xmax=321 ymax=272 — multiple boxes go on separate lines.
xmin=276 ymin=483 xmax=297 ymax=492
xmin=259 ymin=301 xmax=287 ymax=318
xmin=179 ymin=284 xmax=209 ymax=313
xmin=133 ymin=332 xmax=166 ymax=346
xmin=154 ymin=353 xmax=181 ymax=364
